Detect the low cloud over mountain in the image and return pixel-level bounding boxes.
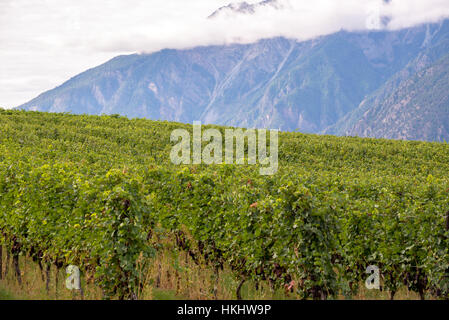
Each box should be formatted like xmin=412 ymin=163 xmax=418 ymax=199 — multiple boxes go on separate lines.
xmin=208 ymin=0 xmax=287 ymax=19
xmin=2 ymin=0 xmax=449 ymax=108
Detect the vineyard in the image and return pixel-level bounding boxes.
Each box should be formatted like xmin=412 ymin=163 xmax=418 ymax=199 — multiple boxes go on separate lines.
xmin=1 ymin=108 xmax=449 ymax=300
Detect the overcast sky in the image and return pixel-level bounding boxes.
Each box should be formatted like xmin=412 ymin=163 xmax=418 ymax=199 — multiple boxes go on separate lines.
xmin=1 ymin=0 xmax=449 ymax=108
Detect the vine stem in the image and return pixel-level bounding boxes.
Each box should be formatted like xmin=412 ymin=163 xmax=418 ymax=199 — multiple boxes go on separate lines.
xmin=13 ymin=254 xmax=22 ymax=286
xmin=45 ymin=264 xmax=51 ymax=293
xmin=55 ymin=267 xmax=59 ymax=298
xmin=0 ymin=245 xmax=2 ymax=280
xmin=213 ymin=266 xmax=219 ymax=299
xmin=80 ymin=285 xmax=85 ymax=300
xmin=5 ymin=250 xmax=10 ymax=278
xmin=236 ymin=277 xmax=246 ymax=300
xmin=38 ymin=260 xmax=45 ymax=282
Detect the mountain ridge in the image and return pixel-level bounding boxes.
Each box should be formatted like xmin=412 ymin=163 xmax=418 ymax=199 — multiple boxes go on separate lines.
xmin=324 ymin=20 xmax=449 ymax=141
xmin=17 ymin=20 xmax=449 ymax=141
xmin=208 ymin=0 xmax=284 ymax=19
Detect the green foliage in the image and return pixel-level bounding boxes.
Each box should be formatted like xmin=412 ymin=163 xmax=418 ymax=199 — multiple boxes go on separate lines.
xmin=1 ymin=109 xmax=449 ymax=299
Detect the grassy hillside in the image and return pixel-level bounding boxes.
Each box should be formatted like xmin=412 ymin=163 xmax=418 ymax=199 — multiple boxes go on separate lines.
xmin=2 ymin=109 xmax=449 ymax=175
xmin=1 ymin=109 xmax=449 ymax=300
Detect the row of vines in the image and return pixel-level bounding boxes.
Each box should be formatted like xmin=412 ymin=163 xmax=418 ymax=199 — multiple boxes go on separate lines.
xmin=1 ymin=109 xmax=449 ymax=299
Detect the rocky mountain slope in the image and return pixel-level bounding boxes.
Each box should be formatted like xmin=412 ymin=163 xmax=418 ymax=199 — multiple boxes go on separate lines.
xmin=326 ymin=53 xmax=449 ymax=142
xmin=18 ymin=20 xmax=449 ymax=141
xmin=325 ymin=21 xmax=449 ymax=141
xmin=208 ymin=0 xmax=284 ymax=19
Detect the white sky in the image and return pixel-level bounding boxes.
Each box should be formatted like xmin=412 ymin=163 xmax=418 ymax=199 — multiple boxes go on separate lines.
xmin=1 ymin=0 xmax=449 ymax=108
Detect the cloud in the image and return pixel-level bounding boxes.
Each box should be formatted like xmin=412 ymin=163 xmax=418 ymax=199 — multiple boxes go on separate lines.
xmin=1 ymin=0 xmax=449 ymax=108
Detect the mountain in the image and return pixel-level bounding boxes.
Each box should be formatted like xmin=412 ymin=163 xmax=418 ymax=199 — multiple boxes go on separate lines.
xmin=325 ymin=21 xmax=449 ymax=141
xmin=208 ymin=0 xmax=284 ymax=19
xmin=325 ymin=53 xmax=449 ymax=142
xmin=17 ymin=20 xmax=449 ymax=140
